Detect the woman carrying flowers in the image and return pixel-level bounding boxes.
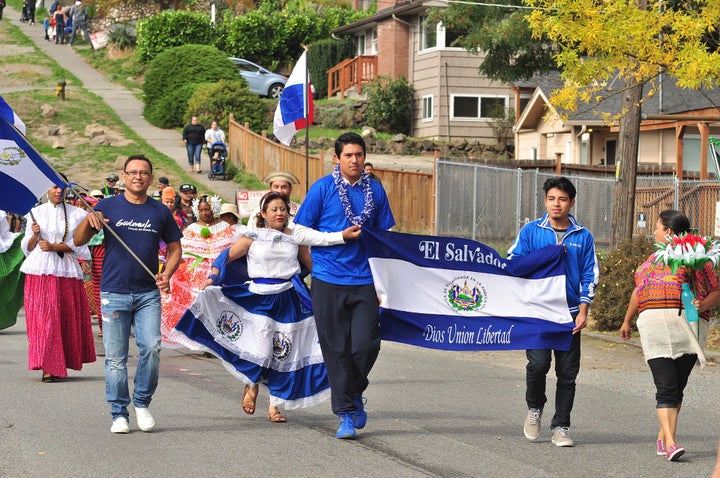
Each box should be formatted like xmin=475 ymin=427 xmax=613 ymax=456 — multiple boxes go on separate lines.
xmin=620 ymin=209 xmax=720 ymax=462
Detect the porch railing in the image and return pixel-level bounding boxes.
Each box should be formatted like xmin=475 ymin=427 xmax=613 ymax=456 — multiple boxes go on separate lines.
xmin=327 ymin=55 xmax=377 ymax=99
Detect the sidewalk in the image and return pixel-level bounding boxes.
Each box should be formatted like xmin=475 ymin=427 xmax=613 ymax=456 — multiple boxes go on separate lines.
xmin=5 ymin=7 xmax=239 ymax=203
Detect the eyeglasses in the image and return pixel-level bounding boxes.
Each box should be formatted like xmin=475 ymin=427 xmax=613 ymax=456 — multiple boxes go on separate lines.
xmin=124 ymin=170 xmax=152 ymax=178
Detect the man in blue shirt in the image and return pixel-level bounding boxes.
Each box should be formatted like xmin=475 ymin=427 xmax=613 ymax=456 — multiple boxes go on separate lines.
xmin=507 ymin=176 xmax=598 ymax=447
xmin=294 ymin=132 xmax=395 ymax=439
xmin=75 ymin=154 xmax=182 ymax=434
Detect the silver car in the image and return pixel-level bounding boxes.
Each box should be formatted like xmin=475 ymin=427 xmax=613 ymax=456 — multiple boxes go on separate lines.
xmin=229 ymin=57 xmax=287 ymax=99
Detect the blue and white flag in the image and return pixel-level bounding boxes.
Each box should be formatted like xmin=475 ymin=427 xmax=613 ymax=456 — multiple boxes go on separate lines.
xmin=362 ymin=228 xmax=574 ymax=351
xmin=0 ymin=97 xmax=26 ymax=135
xmin=272 ymin=50 xmax=314 ymax=146
xmin=0 ymin=113 xmax=65 ymax=215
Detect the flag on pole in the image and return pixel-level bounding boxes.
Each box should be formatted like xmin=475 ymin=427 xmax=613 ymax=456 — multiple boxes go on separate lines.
xmin=361 ymin=228 xmax=575 ymax=352
xmin=0 ymin=103 xmax=65 ymax=215
xmin=0 ymin=97 xmax=26 ymax=135
xmin=273 ymin=50 xmax=314 ymax=146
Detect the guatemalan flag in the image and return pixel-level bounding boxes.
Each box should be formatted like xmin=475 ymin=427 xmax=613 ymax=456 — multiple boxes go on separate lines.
xmin=272 ymin=50 xmax=314 ymax=146
xmin=0 ymin=97 xmax=65 ymax=215
xmin=362 ymin=228 xmax=575 ymax=352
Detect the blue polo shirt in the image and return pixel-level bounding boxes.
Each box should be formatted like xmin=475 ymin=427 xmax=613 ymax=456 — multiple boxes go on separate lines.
xmin=294 ymin=175 xmax=394 ymax=285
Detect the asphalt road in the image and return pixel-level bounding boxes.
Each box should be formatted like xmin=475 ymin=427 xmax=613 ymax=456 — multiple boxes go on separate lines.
xmin=1 ymin=310 xmax=719 ymax=477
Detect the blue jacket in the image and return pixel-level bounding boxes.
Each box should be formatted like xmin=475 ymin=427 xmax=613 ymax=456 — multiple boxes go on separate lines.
xmin=507 ymin=213 xmax=599 ymax=314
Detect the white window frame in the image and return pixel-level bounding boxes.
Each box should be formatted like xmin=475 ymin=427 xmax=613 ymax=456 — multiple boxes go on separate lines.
xmin=450 ymin=94 xmax=510 ymax=121
xmin=419 ymin=16 xmax=437 ymax=51
xmin=422 ymin=95 xmax=434 ymax=122
xmin=419 ymin=17 xmax=463 ymax=53
xmin=370 ymin=28 xmax=377 ymax=55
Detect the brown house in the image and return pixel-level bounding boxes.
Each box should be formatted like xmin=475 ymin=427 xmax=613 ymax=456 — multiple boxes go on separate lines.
xmin=331 ymin=0 xmax=518 ymax=143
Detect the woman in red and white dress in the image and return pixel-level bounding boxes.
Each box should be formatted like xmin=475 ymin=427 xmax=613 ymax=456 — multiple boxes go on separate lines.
xmin=20 ymin=183 xmax=96 ymax=382
xmin=160 ymin=195 xmax=240 ymax=346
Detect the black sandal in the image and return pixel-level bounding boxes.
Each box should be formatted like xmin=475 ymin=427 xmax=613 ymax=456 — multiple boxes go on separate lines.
xmin=41 ymin=373 xmax=56 ymax=383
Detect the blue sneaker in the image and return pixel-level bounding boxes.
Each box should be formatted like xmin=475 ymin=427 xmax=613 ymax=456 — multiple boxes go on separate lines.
xmin=336 ymin=413 xmax=356 ymax=439
xmin=352 ymin=395 xmax=367 ymax=429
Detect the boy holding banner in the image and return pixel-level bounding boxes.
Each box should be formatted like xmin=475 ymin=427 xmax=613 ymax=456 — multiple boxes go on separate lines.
xmin=508 ymin=176 xmax=598 ymax=447
xmin=294 ymin=132 xmax=395 ymax=440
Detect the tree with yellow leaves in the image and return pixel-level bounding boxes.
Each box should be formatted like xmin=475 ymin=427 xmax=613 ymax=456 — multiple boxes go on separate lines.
xmin=525 ymin=0 xmax=720 ymax=247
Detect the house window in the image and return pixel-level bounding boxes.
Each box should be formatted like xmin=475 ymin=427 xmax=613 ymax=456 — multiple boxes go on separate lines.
xmin=420 ymin=16 xmax=437 ymax=50
xmin=355 ymin=33 xmax=366 ymax=56
xmin=370 ymin=28 xmax=377 ymax=54
xmin=422 ymin=95 xmax=433 ymax=121
xmin=451 ymin=95 xmax=509 ymax=120
xmin=420 ymin=17 xmax=463 ymax=51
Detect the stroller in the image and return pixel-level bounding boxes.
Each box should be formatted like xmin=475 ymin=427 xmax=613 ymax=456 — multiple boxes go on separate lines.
xmin=207 ymin=141 xmax=229 ymax=180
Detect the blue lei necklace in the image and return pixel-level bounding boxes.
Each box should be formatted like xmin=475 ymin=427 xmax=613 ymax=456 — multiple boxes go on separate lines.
xmin=332 ymin=164 xmax=374 ymax=226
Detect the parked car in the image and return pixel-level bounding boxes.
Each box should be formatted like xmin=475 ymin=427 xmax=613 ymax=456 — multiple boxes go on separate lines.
xmin=229 ymin=57 xmax=287 ymax=99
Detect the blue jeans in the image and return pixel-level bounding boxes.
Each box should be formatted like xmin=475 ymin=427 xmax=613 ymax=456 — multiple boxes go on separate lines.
xmin=69 ymin=21 xmax=92 ymax=47
xmin=101 ymin=290 xmax=161 ymax=419
xmin=525 ymin=327 xmax=581 ymax=429
xmin=186 ymin=143 xmax=202 ymax=167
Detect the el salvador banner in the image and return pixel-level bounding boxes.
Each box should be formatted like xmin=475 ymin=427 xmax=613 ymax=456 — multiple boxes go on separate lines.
xmin=362 ymin=228 xmax=574 ymax=352
xmin=0 ymin=107 xmax=65 ymax=215
xmin=272 ymin=50 xmax=314 ymax=146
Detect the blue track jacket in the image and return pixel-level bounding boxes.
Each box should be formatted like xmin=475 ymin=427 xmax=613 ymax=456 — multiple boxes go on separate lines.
xmin=507 ymin=213 xmax=599 ymax=314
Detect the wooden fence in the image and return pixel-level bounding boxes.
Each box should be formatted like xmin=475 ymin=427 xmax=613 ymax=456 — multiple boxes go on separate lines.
xmin=227 ymin=117 xmax=435 ymax=233
xmin=634 ymin=183 xmax=720 ymax=236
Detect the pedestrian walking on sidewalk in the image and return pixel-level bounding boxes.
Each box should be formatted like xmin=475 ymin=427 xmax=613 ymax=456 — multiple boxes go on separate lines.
xmin=182 ymin=116 xmax=205 ymax=174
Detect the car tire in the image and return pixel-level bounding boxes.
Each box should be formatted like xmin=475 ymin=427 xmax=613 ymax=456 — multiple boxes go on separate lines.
xmin=268 ymin=83 xmax=284 ymax=99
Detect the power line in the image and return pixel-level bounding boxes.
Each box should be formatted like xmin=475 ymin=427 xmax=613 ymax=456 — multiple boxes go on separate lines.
xmin=438 ymin=0 xmax=542 ymax=10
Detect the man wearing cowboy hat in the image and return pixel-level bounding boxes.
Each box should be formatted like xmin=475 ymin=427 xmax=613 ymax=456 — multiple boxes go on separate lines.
xmin=247 ymin=170 xmax=300 ymax=231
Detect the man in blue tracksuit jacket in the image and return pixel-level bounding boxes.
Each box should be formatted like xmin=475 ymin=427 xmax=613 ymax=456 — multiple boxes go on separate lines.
xmin=508 ymin=176 xmax=599 ymax=448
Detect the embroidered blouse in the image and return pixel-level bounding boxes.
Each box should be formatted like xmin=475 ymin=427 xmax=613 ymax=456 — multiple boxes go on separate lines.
xmin=634 ymin=253 xmax=720 ymax=319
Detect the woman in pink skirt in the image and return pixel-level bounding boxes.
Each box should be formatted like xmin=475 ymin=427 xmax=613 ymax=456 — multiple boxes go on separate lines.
xmin=20 ymin=183 xmax=96 ymax=382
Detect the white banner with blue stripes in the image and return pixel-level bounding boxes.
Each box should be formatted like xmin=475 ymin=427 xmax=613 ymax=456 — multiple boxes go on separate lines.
xmin=362 ymin=228 xmax=574 ymax=351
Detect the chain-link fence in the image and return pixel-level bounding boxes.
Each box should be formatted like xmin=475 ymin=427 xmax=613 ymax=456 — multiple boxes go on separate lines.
xmin=435 ymin=160 xmax=720 ymax=251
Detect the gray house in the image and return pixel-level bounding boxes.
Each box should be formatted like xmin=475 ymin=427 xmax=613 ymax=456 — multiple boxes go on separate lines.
xmin=331 ymin=0 xmax=517 ymax=143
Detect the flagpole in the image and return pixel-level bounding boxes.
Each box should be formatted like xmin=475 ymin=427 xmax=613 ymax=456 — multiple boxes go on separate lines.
xmin=4 ymin=120 xmax=157 ymax=281
xmin=303 ymin=44 xmax=310 ymax=195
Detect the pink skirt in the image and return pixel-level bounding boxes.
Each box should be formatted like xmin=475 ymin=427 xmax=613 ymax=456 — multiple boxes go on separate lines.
xmin=24 ymin=274 xmax=96 ymax=377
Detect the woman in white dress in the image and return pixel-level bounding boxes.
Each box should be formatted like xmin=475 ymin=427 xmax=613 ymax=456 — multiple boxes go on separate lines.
xmin=21 ymin=184 xmax=96 ymax=382
xmin=171 ymin=192 xmax=329 ymax=422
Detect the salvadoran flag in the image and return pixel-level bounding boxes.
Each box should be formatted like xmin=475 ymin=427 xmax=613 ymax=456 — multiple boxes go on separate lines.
xmin=272 ymin=51 xmax=314 ymax=146
xmin=0 ymin=97 xmax=26 ymax=135
xmin=0 ymin=112 xmax=65 ymax=215
xmin=362 ymin=228 xmax=575 ymax=352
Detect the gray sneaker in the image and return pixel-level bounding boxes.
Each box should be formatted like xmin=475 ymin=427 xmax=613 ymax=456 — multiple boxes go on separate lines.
xmin=551 ymin=427 xmax=574 ymax=447
xmin=523 ymin=408 xmax=542 ymax=441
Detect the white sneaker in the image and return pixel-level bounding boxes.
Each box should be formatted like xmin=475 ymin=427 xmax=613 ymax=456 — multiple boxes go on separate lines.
xmin=523 ymin=408 xmax=542 ymax=441
xmin=551 ymin=427 xmax=574 ymax=447
xmin=135 ymin=407 xmax=155 ymax=432
xmin=110 ymin=417 xmax=129 ymax=434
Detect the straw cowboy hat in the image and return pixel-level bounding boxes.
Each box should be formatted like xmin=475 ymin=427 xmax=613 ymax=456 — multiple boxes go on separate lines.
xmin=262 ymin=170 xmax=299 ymax=186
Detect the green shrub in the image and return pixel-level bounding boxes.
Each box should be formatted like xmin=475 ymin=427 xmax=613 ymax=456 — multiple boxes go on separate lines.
xmin=136 ymin=11 xmax=217 ymax=63
xmin=145 ymin=83 xmax=204 ymax=129
xmin=316 ymin=102 xmax=355 ymax=129
xmin=185 ymin=79 xmax=269 ymax=134
xmin=142 ymin=45 xmax=238 ymax=127
xmin=107 ymin=22 xmax=136 ymax=50
xmin=364 ymin=75 xmax=414 ymax=135
xmin=308 ymin=38 xmax=355 ymax=98
xmin=592 ymin=237 xmax=655 ymax=331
